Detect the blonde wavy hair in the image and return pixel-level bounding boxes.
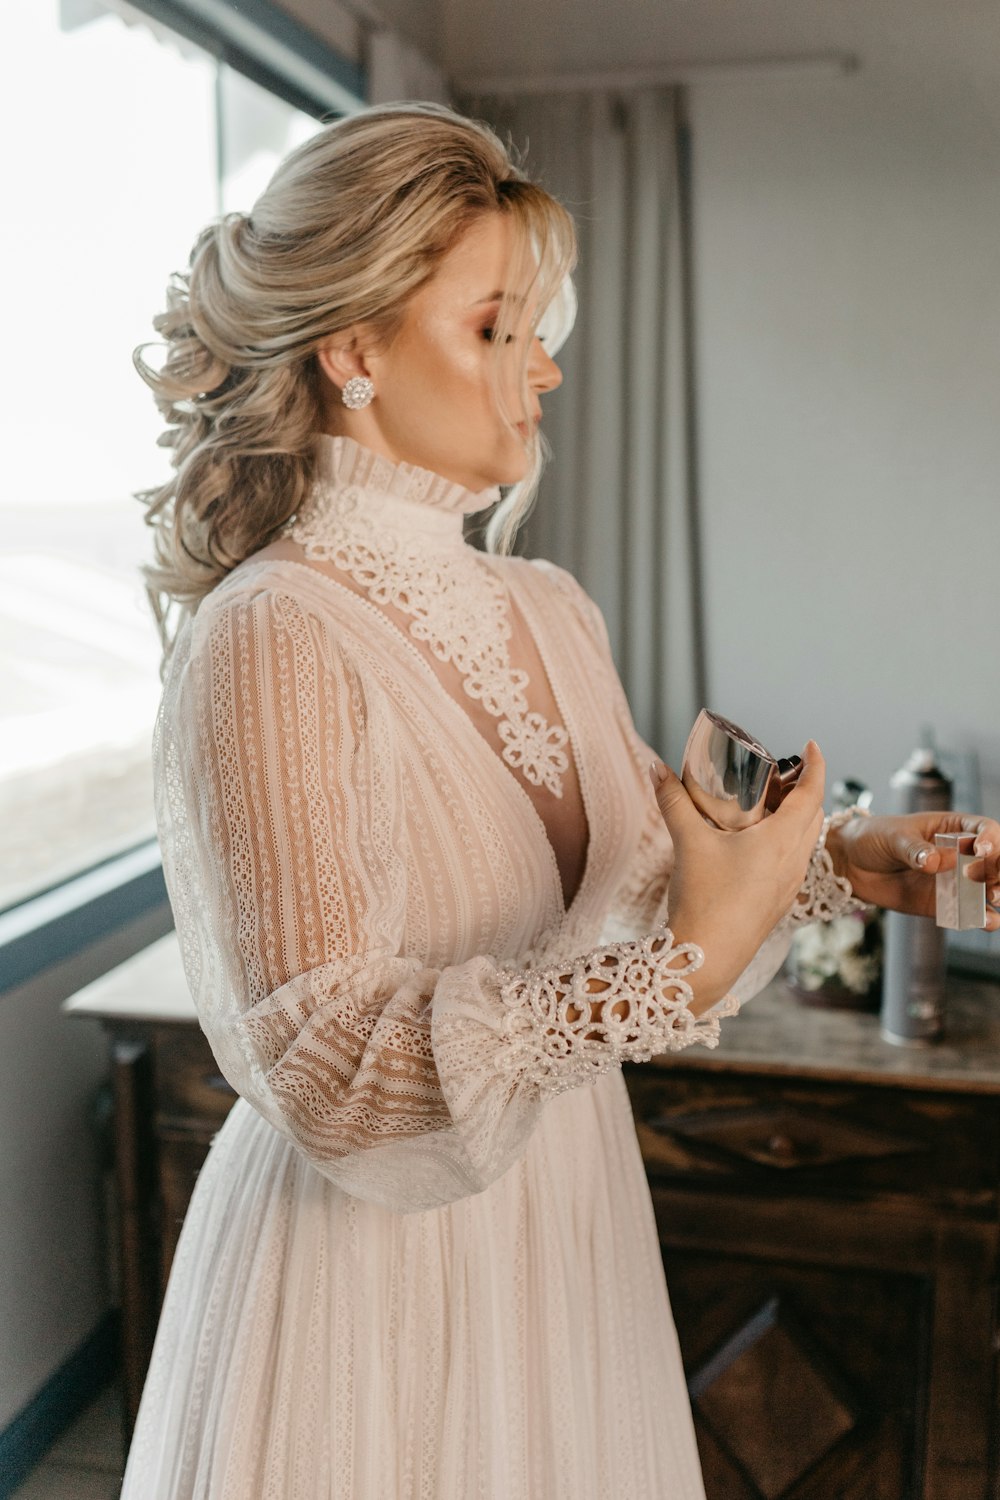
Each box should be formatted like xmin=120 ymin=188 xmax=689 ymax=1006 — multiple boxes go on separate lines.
xmin=135 ymin=101 xmax=577 ymax=650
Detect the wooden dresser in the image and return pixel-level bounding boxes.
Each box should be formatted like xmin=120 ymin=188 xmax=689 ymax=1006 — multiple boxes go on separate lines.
xmin=67 ymin=936 xmax=1000 ymax=1494
xmin=64 ymin=935 xmax=237 ymax=1430
xmin=623 ymin=978 xmax=1000 ymax=1500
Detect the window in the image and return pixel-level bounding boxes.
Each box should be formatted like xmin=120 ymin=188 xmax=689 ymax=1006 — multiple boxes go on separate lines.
xmin=1 ymin=1 xmax=327 ymax=912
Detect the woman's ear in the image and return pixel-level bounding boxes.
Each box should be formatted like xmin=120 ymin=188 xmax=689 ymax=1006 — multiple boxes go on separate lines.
xmin=316 ymin=331 xmax=372 ymax=396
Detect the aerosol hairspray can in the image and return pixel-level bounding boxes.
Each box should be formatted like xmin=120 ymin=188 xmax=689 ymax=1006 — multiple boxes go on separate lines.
xmin=880 ymin=747 xmax=952 ymax=1045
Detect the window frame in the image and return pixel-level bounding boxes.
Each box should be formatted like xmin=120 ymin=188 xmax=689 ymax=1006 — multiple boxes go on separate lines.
xmin=122 ymin=0 xmax=365 ymax=120
xmin=0 ymin=841 xmax=168 ymax=995
xmin=2 ymin=0 xmax=364 ymax=991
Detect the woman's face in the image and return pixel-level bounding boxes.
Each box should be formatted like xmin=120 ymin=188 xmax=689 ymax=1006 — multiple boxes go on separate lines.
xmin=320 ymin=212 xmax=564 ymax=493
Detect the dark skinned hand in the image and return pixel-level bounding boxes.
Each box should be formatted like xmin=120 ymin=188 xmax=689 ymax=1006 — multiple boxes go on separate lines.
xmin=826 ymin=813 xmax=1000 ymax=931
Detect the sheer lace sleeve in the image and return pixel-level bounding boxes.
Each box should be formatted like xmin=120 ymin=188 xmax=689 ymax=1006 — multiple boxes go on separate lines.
xmin=155 ymin=583 xmax=728 ymax=1214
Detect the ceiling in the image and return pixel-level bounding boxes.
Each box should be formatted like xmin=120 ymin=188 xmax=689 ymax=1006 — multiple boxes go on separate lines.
xmin=437 ymin=0 xmax=1000 ymax=99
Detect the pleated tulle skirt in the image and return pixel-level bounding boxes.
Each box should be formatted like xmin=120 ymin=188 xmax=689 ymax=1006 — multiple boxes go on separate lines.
xmin=121 ymin=1071 xmax=706 ymax=1499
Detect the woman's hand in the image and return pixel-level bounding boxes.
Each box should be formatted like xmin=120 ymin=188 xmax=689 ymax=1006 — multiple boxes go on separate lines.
xmin=826 ymin=814 xmax=1000 ymax=930
xmin=649 ymin=741 xmax=827 ymax=1010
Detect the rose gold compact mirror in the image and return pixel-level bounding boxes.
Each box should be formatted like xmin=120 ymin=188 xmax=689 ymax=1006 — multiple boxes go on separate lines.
xmin=680 ymin=709 xmax=803 ymax=831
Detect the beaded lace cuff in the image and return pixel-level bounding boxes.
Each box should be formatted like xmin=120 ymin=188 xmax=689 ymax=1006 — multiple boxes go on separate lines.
xmin=788 ymin=808 xmax=872 ymax=925
xmin=495 ymin=927 xmax=740 ymax=1098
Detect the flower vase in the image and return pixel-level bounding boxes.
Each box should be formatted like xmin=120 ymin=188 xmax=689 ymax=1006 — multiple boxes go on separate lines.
xmin=785 ymin=908 xmax=884 ymax=1012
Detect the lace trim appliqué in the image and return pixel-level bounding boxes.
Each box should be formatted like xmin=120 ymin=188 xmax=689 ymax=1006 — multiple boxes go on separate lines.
xmin=286 ymin=481 xmax=571 ymax=798
xmin=789 ymin=809 xmax=872 ymax=924
xmin=495 ymin=926 xmax=739 ymax=1098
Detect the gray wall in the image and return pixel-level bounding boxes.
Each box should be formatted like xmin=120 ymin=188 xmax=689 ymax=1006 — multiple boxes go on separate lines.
xmin=688 ymin=68 xmax=1000 ymax=809
xmin=0 ymin=904 xmax=171 ymax=1430
xmin=439 ymin=0 xmax=1000 ymax=814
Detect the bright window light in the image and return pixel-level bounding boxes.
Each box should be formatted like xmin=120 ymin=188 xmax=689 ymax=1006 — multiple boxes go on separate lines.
xmin=0 ymin=2 xmax=322 ymax=910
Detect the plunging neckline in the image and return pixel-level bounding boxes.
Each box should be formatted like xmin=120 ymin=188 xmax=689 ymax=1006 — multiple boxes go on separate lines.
xmin=233 ymin=556 xmax=594 ymax=916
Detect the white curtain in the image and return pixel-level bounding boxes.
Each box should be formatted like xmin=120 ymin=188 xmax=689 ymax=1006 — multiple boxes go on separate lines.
xmin=462 ymin=88 xmax=706 ymax=767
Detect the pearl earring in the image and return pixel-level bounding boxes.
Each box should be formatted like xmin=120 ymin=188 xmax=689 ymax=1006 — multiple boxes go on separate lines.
xmin=342 ymin=376 xmax=375 ymax=410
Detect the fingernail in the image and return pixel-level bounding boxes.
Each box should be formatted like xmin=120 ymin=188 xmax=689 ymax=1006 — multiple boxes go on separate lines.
xmin=992 ymin=887 xmax=1000 ymax=905
xmin=975 ymin=839 xmax=994 ymax=857
xmin=649 ymin=760 xmax=667 ymax=788
xmin=914 ymin=848 xmax=931 ymax=868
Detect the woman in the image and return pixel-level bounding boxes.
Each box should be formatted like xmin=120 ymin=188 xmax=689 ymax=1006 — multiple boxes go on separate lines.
xmin=125 ymin=102 xmax=1000 ymax=1498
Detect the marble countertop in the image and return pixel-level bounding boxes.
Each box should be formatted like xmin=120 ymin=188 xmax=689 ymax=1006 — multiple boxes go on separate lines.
xmin=65 ymin=931 xmax=1000 ymax=1092
xmin=656 ymin=972 xmax=1000 ymax=1094
xmin=63 ymin=931 xmax=193 ymax=1024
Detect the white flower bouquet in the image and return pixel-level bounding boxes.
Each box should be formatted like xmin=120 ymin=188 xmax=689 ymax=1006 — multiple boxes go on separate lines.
xmin=786 ymin=909 xmax=883 ymax=1009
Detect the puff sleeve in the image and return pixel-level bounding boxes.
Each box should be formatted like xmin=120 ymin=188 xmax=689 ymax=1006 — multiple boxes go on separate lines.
xmin=154 ymin=584 xmax=730 ymax=1213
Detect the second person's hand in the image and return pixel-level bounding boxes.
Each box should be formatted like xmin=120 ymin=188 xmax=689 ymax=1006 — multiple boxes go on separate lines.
xmin=826 ymin=811 xmax=1000 ymax=930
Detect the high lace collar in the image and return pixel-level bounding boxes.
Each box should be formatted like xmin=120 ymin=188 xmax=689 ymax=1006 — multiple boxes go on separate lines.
xmin=283 ymin=434 xmax=570 ymax=800
xmin=304 ymin=435 xmax=502 ymax=544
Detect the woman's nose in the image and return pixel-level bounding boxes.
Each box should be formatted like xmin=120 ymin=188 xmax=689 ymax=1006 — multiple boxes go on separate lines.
xmin=530 ymin=338 xmax=563 ymax=393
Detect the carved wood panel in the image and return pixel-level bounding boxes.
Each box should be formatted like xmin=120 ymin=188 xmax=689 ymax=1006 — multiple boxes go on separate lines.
xmin=662 ymin=1249 xmax=930 ymax=1498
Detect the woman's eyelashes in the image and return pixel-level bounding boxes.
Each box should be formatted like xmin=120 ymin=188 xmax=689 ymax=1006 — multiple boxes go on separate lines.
xmin=481 ymin=327 xmax=546 ymax=345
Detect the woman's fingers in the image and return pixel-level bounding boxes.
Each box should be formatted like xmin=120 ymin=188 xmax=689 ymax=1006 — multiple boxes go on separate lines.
xmin=787 ymin=740 xmax=825 ymax=805
xmin=892 ymin=826 xmax=945 ymax=874
xmin=956 ymin=815 xmax=1000 ymax=885
xmin=648 ymin=738 xmax=833 ymax=995
xmin=652 ymin=741 xmax=827 ymax=846
xmin=957 ymin=813 xmax=998 ymax=850
xmin=796 ymin=740 xmax=826 ymax=795
xmin=777 ymin=740 xmax=826 ymax=834
xmin=892 ymin=814 xmax=1000 ymax=885
xmin=648 ymin=760 xmax=703 ymax=839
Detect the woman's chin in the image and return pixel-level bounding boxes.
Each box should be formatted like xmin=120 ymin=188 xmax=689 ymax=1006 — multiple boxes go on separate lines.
xmin=461 ymin=431 xmax=536 ymax=492
xmin=499 ymin=431 xmax=537 ymax=484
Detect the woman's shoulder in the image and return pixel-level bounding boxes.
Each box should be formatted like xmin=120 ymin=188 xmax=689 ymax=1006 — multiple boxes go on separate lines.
xmin=181 ymin=552 xmax=367 ymax=680
xmin=192 ymin=544 xmax=357 ymax=629
xmin=494 ymin=550 xmax=584 ymax=600
xmin=499 ymin=553 xmax=611 ymax=647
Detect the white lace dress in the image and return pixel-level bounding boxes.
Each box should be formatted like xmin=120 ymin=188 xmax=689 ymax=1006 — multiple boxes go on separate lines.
xmin=122 ymin=437 xmax=855 ymax=1500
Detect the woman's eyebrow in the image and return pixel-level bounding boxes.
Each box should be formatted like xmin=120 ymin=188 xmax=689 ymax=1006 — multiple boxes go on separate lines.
xmin=471 ymin=291 xmax=525 ymax=306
